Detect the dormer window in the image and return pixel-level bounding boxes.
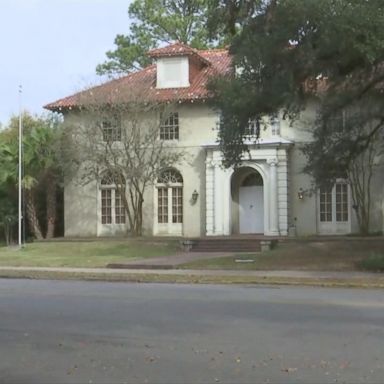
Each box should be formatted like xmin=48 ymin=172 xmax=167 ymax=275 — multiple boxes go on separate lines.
xmin=157 ymin=57 xmax=190 ymax=89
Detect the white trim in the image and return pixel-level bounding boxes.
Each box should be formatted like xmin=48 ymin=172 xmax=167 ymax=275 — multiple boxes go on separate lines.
xmin=205 ymin=145 xmax=291 ymax=237
xmin=201 ymin=137 xmax=293 ymax=148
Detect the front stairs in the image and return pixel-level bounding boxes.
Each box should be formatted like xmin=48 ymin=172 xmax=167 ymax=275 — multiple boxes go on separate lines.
xmin=181 ymin=236 xmax=280 ymax=253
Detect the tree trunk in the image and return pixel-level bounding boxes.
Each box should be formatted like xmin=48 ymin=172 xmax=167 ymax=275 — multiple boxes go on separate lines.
xmin=4 ymin=222 xmax=11 ymax=246
xmin=25 ymin=189 xmax=43 ymax=240
xmin=45 ymin=181 xmax=57 ymax=239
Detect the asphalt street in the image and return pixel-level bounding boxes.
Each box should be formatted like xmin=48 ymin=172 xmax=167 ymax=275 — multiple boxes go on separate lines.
xmin=0 ymin=279 xmax=383 ymax=384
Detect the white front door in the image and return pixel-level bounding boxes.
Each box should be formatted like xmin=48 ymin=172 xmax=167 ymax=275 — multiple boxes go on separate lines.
xmin=318 ymin=183 xmax=351 ymax=234
xmin=239 ymin=186 xmax=264 ymax=233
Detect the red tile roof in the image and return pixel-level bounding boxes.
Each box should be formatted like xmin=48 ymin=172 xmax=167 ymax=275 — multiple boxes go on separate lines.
xmin=44 ymin=45 xmax=232 ymax=111
xmin=147 ymin=42 xmax=212 ymax=65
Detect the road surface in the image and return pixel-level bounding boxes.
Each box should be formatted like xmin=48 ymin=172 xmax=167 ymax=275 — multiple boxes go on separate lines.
xmin=0 ymin=279 xmax=383 ymax=383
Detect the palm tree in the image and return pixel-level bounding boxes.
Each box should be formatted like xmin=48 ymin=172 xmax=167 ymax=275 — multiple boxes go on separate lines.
xmin=25 ymin=122 xmax=61 ymax=239
xmin=0 ymin=113 xmax=62 ymax=240
xmin=0 ymin=136 xmax=44 ymax=240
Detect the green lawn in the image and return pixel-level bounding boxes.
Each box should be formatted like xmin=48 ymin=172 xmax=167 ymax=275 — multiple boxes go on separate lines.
xmin=181 ymin=239 xmax=384 ymax=272
xmin=0 ymin=239 xmax=179 ymax=268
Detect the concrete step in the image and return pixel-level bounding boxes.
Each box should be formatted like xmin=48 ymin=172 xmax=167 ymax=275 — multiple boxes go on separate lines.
xmin=184 ymin=238 xmax=266 ymax=252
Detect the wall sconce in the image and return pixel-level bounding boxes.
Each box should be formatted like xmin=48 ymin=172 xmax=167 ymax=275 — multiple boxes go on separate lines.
xmin=298 ymin=188 xmax=305 ymax=200
xmin=191 ymin=190 xmax=199 ymax=204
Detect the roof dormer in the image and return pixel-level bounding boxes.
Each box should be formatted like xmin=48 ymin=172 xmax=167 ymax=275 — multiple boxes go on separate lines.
xmin=156 ymin=56 xmax=190 ymax=89
xmin=148 ymin=42 xmax=211 ymax=89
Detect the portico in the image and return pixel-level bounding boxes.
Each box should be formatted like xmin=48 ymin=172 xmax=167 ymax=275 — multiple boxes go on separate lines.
xmin=205 ymin=141 xmax=291 ymax=237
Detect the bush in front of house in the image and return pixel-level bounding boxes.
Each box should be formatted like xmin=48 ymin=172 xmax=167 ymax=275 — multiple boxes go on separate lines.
xmin=357 ymin=253 xmax=384 ymax=272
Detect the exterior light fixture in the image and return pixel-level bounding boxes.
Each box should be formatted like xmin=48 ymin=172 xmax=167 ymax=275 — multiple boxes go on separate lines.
xmin=191 ymin=190 xmax=199 ymax=203
xmin=298 ymin=188 xmax=305 ymax=200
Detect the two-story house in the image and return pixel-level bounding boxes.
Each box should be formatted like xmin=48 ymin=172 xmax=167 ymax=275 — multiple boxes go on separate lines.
xmin=45 ymin=42 xmax=384 ymax=238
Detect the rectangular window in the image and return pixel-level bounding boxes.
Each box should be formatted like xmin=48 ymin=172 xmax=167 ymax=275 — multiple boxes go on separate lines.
xmin=115 ymin=190 xmax=126 ymax=224
xmin=102 ymin=117 xmax=121 ymax=142
xmin=172 ymin=187 xmax=183 ymax=223
xmin=336 ymin=183 xmax=348 ymax=222
xmin=160 ymin=112 xmax=179 ymax=140
xmin=101 ymin=189 xmax=112 ymax=224
xmin=320 ymin=187 xmax=332 ymax=222
xmin=244 ymin=119 xmax=259 ymax=137
xmin=270 ymin=115 xmax=280 ymax=136
xmin=157 ymin=187 xmax=168 ymax=223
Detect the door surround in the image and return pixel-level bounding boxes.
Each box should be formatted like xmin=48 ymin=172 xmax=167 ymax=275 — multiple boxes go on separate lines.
xmin=229 ymin=165 xmax=269 ymax=235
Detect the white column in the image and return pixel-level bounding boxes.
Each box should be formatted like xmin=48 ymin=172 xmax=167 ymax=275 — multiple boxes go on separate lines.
xmin=213 ymin=162 xmax=224 ymax=235
xmin=268 ymin=159 xmax=279 ymax=235
xmin=205 ymin=159 xmax=215 ymax=235
xmin=222 ymin=168 xmax=231 ymax=235
xmin=167 ymin=187 xmax=172 ymax=234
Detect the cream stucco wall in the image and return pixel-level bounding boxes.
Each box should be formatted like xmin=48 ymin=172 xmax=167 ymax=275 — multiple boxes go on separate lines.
xmin=62 ymin=104 xmax=216 ymax=237
xmin=62 ymin=101 xmax=384 ymax=237
xmin=64 ymin=179 xmax=98 ymax=237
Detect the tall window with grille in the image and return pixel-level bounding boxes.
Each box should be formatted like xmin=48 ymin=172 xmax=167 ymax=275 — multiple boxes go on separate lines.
xmin=319 ymin=186 xmax=333 ymax=222
xmin=244 ymin=118 xmax=260 ymax=138
xmin=157 ymin=187 xmax=168 ymax=223
xmin=270 ymin=115 xmax=280 ymax=136
xmin=101 ymin=115 xmax=121 ymax=142
xmin=100 ymin=173 xmax=126 ymax=225
xmin=160 ymin=112 xmax=179 ymax=140
xmin=320 ymin=183 xmax=349 ymax=223
xmin=114 ymin=190 xmax=126 ymax=224
xmin=156 ymin=169 xmax=183 ymax=234
xmin=318 ymin=181 xmax=350 ymax=234
xmin=101 ymin=189 xmax=112 ymax=224
xmin=335 ymin=183 xmax=348 ymax=222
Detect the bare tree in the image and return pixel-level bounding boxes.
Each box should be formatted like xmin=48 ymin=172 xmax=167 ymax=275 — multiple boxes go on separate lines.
xmin=62 ymin=85 xmax=184 ymax=236
xmin=348 ymin=130 xmax=383 ymax=235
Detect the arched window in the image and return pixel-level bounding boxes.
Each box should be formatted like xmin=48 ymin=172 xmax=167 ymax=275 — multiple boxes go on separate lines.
xmin=156 ymin=169 xmax=183 ymax=227
xmin=100 ymin=172 xmax=126 ymax=225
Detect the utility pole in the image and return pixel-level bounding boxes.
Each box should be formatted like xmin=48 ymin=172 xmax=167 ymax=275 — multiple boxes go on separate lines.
xmin=18 ymin=85 xmax=23 ymax=248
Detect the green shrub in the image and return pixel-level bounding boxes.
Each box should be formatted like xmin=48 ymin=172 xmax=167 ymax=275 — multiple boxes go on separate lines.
xmin=357 ymin=253 xmax=384 ymax=272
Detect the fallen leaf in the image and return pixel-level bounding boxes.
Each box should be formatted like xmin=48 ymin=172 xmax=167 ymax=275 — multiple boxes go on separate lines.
xmin=339 ymin=361 xmax=350 ymax=369
xmin=320 ymin=360 xmax=329 ymax=368
xmin=281 ymin=367 xmax=297 ymax=373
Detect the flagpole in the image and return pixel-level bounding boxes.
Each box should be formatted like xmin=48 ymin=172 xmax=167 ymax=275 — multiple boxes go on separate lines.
xmin=18 ymin=85 xmax=23 ymax=248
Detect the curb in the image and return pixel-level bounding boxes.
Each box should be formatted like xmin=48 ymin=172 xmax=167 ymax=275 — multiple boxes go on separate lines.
xmin=0 ymin=268 xmax=383 ymax=289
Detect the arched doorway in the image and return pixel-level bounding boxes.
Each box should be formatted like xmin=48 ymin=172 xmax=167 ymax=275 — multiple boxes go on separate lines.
xmin=231 ymin=167 xmax=264 ymax=234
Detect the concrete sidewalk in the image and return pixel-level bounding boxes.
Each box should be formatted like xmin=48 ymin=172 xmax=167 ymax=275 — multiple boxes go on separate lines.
xmin=0 ymin=265 xmax=383 ymax=288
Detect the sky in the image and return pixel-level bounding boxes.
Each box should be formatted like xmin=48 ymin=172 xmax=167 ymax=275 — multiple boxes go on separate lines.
xmin=0 ymin=0 xmax=131 ymax=126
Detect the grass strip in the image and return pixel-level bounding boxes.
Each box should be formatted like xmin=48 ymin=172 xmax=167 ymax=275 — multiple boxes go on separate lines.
xmin=0 ymin=269 xmax=384 ymax=289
